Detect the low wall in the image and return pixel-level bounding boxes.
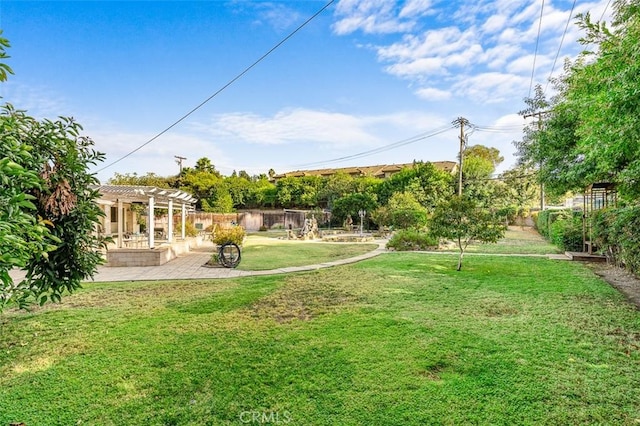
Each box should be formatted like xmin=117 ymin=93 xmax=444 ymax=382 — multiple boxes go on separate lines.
xmin=105 ymin=236 xmax=205 ymax=267
xmin=105 ymin=246 xmax=175 ymax=267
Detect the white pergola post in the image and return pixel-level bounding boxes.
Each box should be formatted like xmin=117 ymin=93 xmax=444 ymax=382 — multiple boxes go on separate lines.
xmin=117 ymin=199 xmax=124 ymax=248
xmin=104 ymin=203 xmax=111 ymax=235
xmin=181 ymin=203 xmax=187 ymax=240
xmin=167 ymin=198 xmax=174 ymax=243
xmin=148 ymin=196 xmax=155 ymax=249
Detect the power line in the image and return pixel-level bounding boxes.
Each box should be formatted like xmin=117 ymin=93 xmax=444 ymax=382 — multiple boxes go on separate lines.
xmin=473 ymin=124 xmax=526 ymax=133
xmin=96 ymin=0 xmax=336 ymax=174
xmin=528 ymin=0 xmax=546 ymax=99
xmin=286 ymin=124 xmax=456 ymax=169
xmin=544 ymin=0 xmax=577 ymax=95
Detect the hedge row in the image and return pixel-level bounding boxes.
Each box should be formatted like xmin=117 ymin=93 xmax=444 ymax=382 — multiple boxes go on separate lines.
xmin=591 ymin=206 xmax=640 ymax=275
xmin=534 ymin=209 xmax=583 ymax=252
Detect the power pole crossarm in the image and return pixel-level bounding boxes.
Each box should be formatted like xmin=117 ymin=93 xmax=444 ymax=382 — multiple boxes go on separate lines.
xmin=175 ymin=155 xmax=187 ymax=174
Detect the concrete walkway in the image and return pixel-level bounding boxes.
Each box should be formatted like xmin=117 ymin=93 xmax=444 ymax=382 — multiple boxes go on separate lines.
xmin=9 ymin=241 xmax=389 ymax=283
xmin=8 ymin=239 xmax=568 ymax=284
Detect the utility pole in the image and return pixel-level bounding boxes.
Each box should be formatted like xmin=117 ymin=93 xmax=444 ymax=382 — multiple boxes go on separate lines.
xmin=523 ymin=111 xmax=551 ymax=211
xmin=174 ymin=155 xmax=186 ymax=174
xmin=452 ymin=117 xmax=470 ymax=196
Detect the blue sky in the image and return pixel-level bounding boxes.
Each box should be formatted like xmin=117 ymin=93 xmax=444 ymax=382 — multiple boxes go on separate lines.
xmin=0 ymin=0 xmax=612 ymax=182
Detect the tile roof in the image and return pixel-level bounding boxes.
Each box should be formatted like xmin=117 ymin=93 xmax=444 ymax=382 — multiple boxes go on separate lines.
xmin=272 ymin=161 xmax=457 ymax=180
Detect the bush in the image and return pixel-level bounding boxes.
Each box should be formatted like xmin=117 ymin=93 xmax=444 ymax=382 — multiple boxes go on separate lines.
xmin=592 ymin=205 xmax=640 ymax=274
xmin=176 ymin=220 xmax=198 ymax=237
xmin=212 ymin=226 xmax=246 ymax=246
xmin=549 ymin=213 xmax=583 ymax=251
xmin=535 ymin=209 xmax=584 ymax=251
xmin=386 ymin=230 xmax=438 ymax=251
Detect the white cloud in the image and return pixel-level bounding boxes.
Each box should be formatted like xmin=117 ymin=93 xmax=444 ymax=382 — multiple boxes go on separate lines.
xmin=88 ymin=129 xmax=229 ymax=182
xmin=506 ymin=53 xmax=551 ymax=74
xmin=415 ymin=87 xmax=452 ymax=101
xmin=399 ymin=0 xmax=435 ymax=18
xmin=333 ymin=0 xmax=418 ymax=35
xmin=482 ymin=14 xmax=508 ymax=34
xmin=1 ymin=82 xmax=69 ymax=119
xmin=452 ymin=72 xmax=529 ymax=103
xmin=334 ymin=0 xmax=614 ymax=107
xmin=194 ymin=108 xmax=387 ymax=147
xmin=385 ymin=57 xmax=446 ymax=78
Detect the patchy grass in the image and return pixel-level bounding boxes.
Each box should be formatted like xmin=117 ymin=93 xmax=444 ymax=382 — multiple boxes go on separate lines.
xmin=2 ymin=253 xmax=640 ymax=424
xmin=441 ymin=226 xmax=562 ymax=255
xmin=239 ymin=237 xmax=377 ymax=270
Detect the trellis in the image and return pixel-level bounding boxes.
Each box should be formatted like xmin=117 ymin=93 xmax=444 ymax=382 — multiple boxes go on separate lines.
xmin=582 ymin=182 xmax=617 ymax=254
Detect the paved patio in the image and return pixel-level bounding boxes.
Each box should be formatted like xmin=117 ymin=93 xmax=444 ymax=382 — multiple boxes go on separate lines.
xmin=9 ymin=241 xmax=389 ymax=283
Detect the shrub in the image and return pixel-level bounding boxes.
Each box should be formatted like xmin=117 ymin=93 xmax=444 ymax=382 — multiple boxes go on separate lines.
xmin=212 ymin=226 xmax=246 ymax=246
xmin=592 ymin=205 xmax=640 ymax=274
xmin=549 ymin=213 xmax=583 ymax=251
xmin=176 ymin=220 xmax=198 ymax=237
xmin=387 ymin=230 xmax=438 ymax=251
xmin=536 ymin=209 xmax=584 ymax=252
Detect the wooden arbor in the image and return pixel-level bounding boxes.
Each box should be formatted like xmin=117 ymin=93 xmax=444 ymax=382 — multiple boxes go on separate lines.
xmin=582 ymin=182 xmax=617 ymax=254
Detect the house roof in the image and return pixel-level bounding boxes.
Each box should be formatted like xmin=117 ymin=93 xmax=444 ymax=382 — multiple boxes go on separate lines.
xmin=92 ymin=185 xmax=197 ymax=207
xmin=271 ymin=161 xmax=457 ymax=181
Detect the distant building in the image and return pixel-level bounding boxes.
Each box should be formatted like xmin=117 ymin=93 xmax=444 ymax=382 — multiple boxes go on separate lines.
xmin=270 ymin=161 xmax=457 ymax=182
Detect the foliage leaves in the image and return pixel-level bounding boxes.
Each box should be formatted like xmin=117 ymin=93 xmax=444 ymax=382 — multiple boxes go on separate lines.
xmin=515 ymin=2 xmax=640 ymax=200
xmin=430 ymin=196 xmax=507 ymax=271
xmin=0 ymin=104 xmax=106 ymax=311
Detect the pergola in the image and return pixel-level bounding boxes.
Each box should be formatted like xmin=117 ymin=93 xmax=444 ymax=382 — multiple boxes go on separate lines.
xmin=93 ymin=185 xmax=197 ymax=249
xmin=582 ymin=182 xmax=617 ymax=254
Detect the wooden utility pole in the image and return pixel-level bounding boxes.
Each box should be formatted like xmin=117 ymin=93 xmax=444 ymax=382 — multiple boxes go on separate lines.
xmin=523 ymin=111 xmax=551 ymax=211
xmin=452 ymin=117 xmax=470 ymax=196
xmin=174 ymin=155 xmax=186 ymax=174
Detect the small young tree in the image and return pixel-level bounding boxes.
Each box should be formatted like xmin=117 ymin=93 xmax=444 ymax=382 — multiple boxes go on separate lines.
xmin=430 ymin=196 xmax=507 ymax=271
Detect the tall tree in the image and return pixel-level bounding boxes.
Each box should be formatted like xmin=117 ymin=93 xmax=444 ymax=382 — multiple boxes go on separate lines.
xmin=514 ymin=2 xmax=640 ymax=200
xmin=377 ymin=162 xmax=453 ymax=210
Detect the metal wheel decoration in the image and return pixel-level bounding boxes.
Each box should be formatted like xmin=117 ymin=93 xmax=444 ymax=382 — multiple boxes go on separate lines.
xmin=218 ymin=242 xmax=241 ymax=268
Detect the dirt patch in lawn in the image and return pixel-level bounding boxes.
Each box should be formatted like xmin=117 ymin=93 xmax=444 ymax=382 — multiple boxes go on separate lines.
xmin=590 ymin=264 xmax=640 ymax=309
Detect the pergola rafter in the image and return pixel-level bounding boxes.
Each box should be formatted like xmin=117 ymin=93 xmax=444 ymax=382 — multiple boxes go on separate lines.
xmin=92 ymin=185 xmax=197 ymax=249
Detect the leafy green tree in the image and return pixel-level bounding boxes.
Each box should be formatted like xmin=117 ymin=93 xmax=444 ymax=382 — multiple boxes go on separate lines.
xmin=461 ymin=145 xmax=505 ymax=207
xmin=274 ymin=176 xmax=323 ymax=208
xmin=1 ymin=107 xmax=55 ymax=309
xmin=430 ymin=196 xmax=506 ymax=271
xmin=372 ymin=192 xmax=428 ymax=230
xmin=331 ymin=192 xmax=378 ymax=226
xmin=515 ymin=2 xmax=640 ymax=200
xmin=247 ymin=176 xmax=277 ymax=208
xmin=193 ymin=157 xmax=219 ymax=174
xmin=1 ymin=106 xmax=106 ymax=309
xmin=1 ymin=35 xmax=105 ymax=310
xmin=225 ymin=175 xmax=252 ymax=209
xmin=377 ymin=162 xmax=453 ymax=210
xmin=108 ymin=171 xmax=173 ymax=188
xmin=497 ymin=166 xmax=539 ymax=222
xmin=180 ymin=169 xmax=223 ymax=208
xmin=209 ymin=186 xmax=234 ymax=213
xmin=318 ymin=171 xmax=356 ymax=209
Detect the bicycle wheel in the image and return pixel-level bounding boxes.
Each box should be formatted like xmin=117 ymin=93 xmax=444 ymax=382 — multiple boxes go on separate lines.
xmin=218 ymin=242 xmax=241 ymax=268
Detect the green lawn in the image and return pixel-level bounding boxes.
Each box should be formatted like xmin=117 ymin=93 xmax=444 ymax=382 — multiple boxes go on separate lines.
xmin=2 ymin=253 xmax=639 ymax=425
xmin=239 ymin=237 xmax=378 ymax=270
